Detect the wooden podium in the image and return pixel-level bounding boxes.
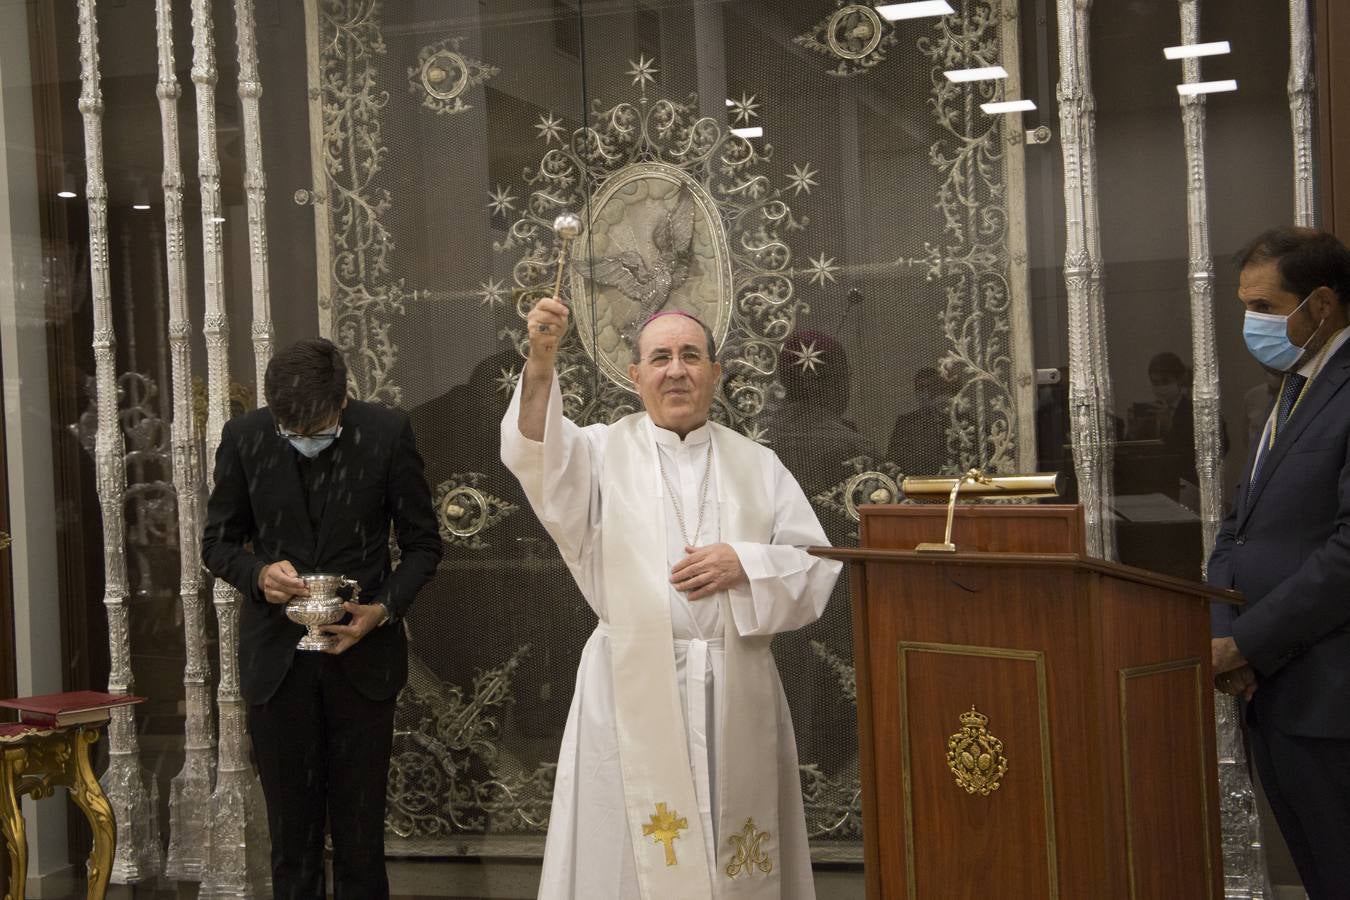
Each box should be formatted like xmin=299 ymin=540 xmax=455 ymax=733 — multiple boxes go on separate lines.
xmin=815 ymin=504 xmax=1237 ymax=900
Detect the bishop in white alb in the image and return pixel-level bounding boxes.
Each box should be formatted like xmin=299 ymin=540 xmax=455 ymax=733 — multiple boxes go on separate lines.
xmin=502 ymin=304 xmax=841 ymax=900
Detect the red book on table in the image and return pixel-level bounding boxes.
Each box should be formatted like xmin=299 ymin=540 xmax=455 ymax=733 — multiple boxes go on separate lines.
xmin=0 ymin=691 xmax=144 ymax=727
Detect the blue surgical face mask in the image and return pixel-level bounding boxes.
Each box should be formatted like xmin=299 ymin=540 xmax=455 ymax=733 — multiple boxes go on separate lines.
xmin=287 ymin=433 xmax=338 ymax=458
xmin=279 ymin=423 xmax=342 ymax=458
xmin=1243 ymin=292 xmax=1322 ymax=372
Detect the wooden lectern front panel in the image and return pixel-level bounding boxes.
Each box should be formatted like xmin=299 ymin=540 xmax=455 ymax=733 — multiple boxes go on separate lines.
xmin=1117 ymin=660 xmax=1214 ymax=900
xmin=858 ymin=559 xmax=1109 ymax=898
xmin=897 ymin=643 xmax=1057 ymax=899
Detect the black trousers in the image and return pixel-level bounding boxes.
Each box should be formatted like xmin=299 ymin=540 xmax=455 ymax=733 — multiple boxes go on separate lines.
xmin=1248 ymin=707 xmax=1350 ymax=900
xmin=249 ymin=651 xmax=397 ymax=900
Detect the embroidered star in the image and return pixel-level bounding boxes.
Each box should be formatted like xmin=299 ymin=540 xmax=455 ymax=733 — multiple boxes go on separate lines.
xmin=486 ymin=184 xmax=517 ymax=218
xmin=728 ymin=92 xmax=760 ymax=126
xmin=786 ymin=162 xmax=819 ymax=196
xmin=494 ymin=366 xmax=520 ymax=395
xmin=742 ymin=423 xmax=770 ymax=445
xmin=535 ymin=111 xmax=565 ymax=145
xmin=477 ymin=277 xmax=508 ymax=308
xmin=803 ymin=252 xmax=839 ymax=286
xmin=787 ymin=340 xmax=826 ymax=374
xmin=628 ymin=54 xmax=659 ymax=93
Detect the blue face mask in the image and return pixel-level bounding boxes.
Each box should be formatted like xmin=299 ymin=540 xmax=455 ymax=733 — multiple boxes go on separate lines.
xmin=279 ymin=423 xmax=342 ymax=458
xmin=287 ymin=433 xmax=338 ymax=458
xmin=1243 ymin=293 xmax=1322 ymax=372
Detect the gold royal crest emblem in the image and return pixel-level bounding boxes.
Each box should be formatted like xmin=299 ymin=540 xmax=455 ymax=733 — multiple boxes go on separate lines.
xmin=946 ymin=706 xmax=1009 ymax=796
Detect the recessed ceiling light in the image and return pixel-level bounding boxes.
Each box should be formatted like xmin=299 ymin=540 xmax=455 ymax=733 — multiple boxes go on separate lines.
xmin=132 ymin=204 xmax=151 ymax=211
xmin=57 ymin=190 xmax=77 ymax=199
xmin=1177 ymin=79 xmax=1237 ymax=96
xmin=731 ymin=126 xmax=763 ymax=139
xmin=1163 ymin=41 xmax=1231 ymax=60
xmin=981 ymin=99 xmax=1036 ymax=114
xmin=944 ymin=66 xmax=1009 ymax=83
xmin=876 ymin=1 xmax=954 ymax=22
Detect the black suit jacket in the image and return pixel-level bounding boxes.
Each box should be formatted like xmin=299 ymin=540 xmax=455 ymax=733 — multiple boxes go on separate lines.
xmin=1208 ymin=338 xmax=1350 ymax=739
xmin=202 ymin=400 xmax=443 ymax=704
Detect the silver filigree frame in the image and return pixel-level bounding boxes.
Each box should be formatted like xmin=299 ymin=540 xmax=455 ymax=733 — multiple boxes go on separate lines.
xmin=386 ymin=648 xmax=555 ymax=841
xmin=497 ymin=76 xmax=809 ymax=430
xmin=907 ymin=1 xmax=1037 ymax=475
xmin=794 ymin=2 xmax=900 ymax=77
xmin=433 ymin=474 xmax=520 ymax=550
xmin=568 ymin=161 xmax=735 ymax=392
xmin=408 ymin=35 xmax=499 ymax=115
xmin=307 ymin=0 xmax=417 ymax=404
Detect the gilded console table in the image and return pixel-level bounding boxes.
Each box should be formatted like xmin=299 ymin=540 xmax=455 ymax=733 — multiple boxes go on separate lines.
xmin=0 ymin=723 xmax=114 ymax=900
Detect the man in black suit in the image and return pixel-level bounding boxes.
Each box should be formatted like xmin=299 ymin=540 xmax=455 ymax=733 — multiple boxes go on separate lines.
xmin=203 ymin=338 xmax=442 ymax=899
xmin=1208 ymin=227 xmax=1350 ymax=899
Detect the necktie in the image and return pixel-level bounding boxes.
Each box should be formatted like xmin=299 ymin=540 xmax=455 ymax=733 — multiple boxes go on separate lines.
xmin=1250 ymin=372 xmax=1308 ymax=498
xmin=1274 ymin=372 xmax=1308 ymax=435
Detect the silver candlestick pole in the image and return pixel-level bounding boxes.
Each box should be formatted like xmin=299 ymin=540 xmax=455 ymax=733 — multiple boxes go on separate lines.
xmin=192 ymin=0 xmax=271 ymax=894
xmin=1288 ymin=0 xmax=1316 ymax=227
xmin=77 ymin=0 xmax=164 ymax=881
xmin=155 ymin=0 xmax=217 ymax=881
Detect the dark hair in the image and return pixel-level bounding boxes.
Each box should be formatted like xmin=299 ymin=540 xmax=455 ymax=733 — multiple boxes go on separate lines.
xmin=1147 ymin=351 xmax=1189 ymax=384
xmin=1235 ymin=226 xmax=1350 ymax=304
xmin=631 ymin=311 xmax=718 ymax=363
xmin=264 ymin=338 xmax=348 ymax=430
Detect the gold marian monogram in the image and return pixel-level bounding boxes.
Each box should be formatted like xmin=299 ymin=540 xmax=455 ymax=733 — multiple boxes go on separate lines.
xmin=643 ymin=802 xmax=689 ymax=867
xmin=726 ymin=818 xmax=773 ymax=877
xmin=946 ymin=706 xmax=1009 ymax=796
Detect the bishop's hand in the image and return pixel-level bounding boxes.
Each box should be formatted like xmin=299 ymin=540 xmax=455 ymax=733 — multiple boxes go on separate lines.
xmin=518 ymin=296 xmax=570 ymax=443
xmin=671 ymin=543 xmax=747 ymax=601
xmin=527 ymin=296 xmax=569 ymax=363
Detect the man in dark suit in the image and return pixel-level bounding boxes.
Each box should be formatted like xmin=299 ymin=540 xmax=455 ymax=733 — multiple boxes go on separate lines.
xmin=202 ymin=338 xmax=442 ymax=899
xmin=1208 ymin=227 xmax=1350 ymax=899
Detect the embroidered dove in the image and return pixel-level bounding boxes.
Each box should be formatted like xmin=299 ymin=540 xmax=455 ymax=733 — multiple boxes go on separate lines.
xmin=589 ymin=188 xmax=697 ymax=342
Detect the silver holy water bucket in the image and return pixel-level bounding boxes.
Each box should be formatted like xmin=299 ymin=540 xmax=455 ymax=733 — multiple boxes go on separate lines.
xmin=285 ymin=573 xmax=361 ymax=651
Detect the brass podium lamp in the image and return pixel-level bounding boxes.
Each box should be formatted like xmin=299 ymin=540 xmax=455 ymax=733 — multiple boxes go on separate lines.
xmin=902 ymin=469 xmax=1063 ymax=552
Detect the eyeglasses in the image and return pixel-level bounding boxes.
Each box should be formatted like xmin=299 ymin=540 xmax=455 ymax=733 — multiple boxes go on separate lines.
xmin=278 ymin=426 xmax=341 ymax=441
xmin=276 ymin=417 xmax=342 ymax=441
xmin=642 ymin=349 xmax=710 ymax=367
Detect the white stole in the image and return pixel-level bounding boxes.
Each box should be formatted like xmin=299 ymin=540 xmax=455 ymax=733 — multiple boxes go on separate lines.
xmin=603 ymin=413 xmax=783 ymax=899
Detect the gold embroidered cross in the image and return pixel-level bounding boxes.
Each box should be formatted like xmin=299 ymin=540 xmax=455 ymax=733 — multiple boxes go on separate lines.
xmin=642 ymin=802 xmax=688 ymax=867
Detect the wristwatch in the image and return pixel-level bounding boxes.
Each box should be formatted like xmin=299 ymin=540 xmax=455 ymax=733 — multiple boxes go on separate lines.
xmin=378 ymin=601 xmax=396 ymax=627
